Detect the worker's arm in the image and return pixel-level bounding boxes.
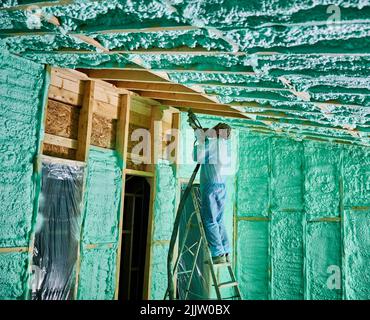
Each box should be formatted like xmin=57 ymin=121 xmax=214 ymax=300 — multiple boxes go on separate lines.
xmin=193 ymin=129 xmax=208 ymax=163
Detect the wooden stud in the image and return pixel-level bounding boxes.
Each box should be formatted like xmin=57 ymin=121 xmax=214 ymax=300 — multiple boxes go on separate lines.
xmin=114 ymin=94 xmax=131 ymax=300
xmin=76 ymin=80 xmax=95 ymax=161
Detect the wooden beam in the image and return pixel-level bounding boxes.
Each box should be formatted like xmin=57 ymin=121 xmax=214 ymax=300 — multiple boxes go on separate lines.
xmin=72 ymin=34 xmax=109 ymax=53
xmin=0 ymin=247 xmax=29 ymax=253
xmin=114 ymin=81 xmax=196 ymax=94
xmin=114 ymin=94 xmax=131 ymax=300
xmin=137 ymin=91 xmax=215 ymax=104
xmin=76 ymin=80 xmax=95 ymax=161
xmin=0 ymin=25 xmax=199 ymax=36
xmin=116 ymin=94 xmax=131 ymax=161
xmin=124 ymin=168 xmax=154 ymax=178
xmin=82 ymin=69 xmax=169 ymax=83
xmin=181 ymin=107 xmax=247 ymax=119
xmin=156 ymin=99 xmax=244 ymax=114
xmin=34 ymin=48 xmax=247 ymax=56
xmin=43 ymin=133 xmax=78 ymax=149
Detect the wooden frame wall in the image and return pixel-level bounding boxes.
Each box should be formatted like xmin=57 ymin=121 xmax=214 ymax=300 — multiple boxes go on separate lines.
xmin=38 ymin=67 xmax=180 ymax=300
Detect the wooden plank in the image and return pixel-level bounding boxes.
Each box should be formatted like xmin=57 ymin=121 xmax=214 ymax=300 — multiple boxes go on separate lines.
xmin=94 ymin=100 xmax=119 ymax=119
xmin=181 ymin=108 xmax=247 ymax=119
xmin=94 ymin=84 xmax=120 ymax=105
xmin=1 ymin=25 xmax=198 ymax=35
xmin=115 ymin=81 xmax=196 ymax=94
xmin=48 ymin=85 xmax=83 ymax=106
xmin=116 ymin=94 xmax=131 ymax=160
xmin=83 ymin=69 xmax=169 ymax=83
xmin=50 ymin=71 xmax=85 ymax=95
xmin=137 ymin=91 xmax=215 ymax=103
xmin=0 ymin=247 xmax=29 ymax=253
xmin=124 ymin=168 xmax=154 ymax=178
xmin=72 ymin=34 xmax=109 ymax=53
xmin=129 ymin=111 xmax=151 ymax=128
xmin=43 ymin=133 xmax=78 ymax=149
xmin=131 ymin=100 xmax=152 ymax=117
xmin=114 ymin=94 xmax=131 ymax=300
xmin=76 ymin=80 xmax=95 ymax=161
xmin=45 ymin=48 xmax=249 ymax=56
xmin=157 ymin=99 xmax=242 ymax=114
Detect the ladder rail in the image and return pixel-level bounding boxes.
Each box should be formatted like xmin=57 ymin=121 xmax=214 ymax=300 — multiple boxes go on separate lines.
xmin=191 ymin=190 xmax=223 ymax=300
xmin=184 ymin=238 xmax=203 ymax=300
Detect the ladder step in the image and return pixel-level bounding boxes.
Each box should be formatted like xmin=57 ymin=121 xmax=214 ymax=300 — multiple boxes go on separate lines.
xmin=222 ymin=295 xmax=241 ymax=300
xmin=216 ymin=281 xmax=238 ymax=289
xmin=177 ymin=270 xmax=192 ymax=275
xmin=206 ymin=261 xmax=231 ymax=267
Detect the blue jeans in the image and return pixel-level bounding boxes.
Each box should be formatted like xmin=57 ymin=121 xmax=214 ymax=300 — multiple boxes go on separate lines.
xmin=200 ymin=183 xmax=230 ymax=257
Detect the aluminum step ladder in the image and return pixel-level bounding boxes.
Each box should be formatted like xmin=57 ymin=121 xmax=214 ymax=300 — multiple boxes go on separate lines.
xmin=165 ymin=187 xmax=242 ymax=300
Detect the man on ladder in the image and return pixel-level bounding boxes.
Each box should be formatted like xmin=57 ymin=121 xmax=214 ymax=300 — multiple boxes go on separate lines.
xmin=166 ymin=110 xmax=241 ymax=300
xmin=189 ymin=113 xmax=232 ymax=265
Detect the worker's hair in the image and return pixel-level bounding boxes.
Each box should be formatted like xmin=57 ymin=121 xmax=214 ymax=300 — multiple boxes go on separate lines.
xmin=214 ymin=122 xmax=231 ymax=139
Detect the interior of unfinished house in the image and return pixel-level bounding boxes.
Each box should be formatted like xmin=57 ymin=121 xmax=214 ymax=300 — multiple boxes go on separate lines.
xmin=0 ymin=0 xmax=369 ymax=302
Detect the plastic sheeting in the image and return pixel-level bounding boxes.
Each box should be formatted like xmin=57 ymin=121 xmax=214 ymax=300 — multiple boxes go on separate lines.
xmin=176 ymin=185 xmax=211 ymax=300
xmin=31 ymin=158 xmax=85 ymax=300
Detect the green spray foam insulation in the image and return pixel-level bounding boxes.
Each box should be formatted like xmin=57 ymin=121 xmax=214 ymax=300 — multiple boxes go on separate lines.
xmin=306 ymin=222 xmax=342 ymax=299
xmin=149 ymin=160 xmax=176 ymax=299
xmin=0 ymin=252 xmax=29 ymax=300
xmin=178 ymin=113 xmax=369 ymax=300
xmin=0 ymin=48 xmax=46 ymax=247
xmin=77 ymin=244 xmax=118 ymax=300
xmin=343 ymin=209 xmax=370 ymax=300
xmin=82 ymin=147 xmax=122 ymax=245
xmin=77 ymin=147 xmax=123 ymax=299
xmin=236 ymin=220 xmax=269 ymax=300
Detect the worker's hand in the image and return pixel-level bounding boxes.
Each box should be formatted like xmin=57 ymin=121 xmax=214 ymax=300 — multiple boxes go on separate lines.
xmin=187 ymin=110 xmax=202 ymax=130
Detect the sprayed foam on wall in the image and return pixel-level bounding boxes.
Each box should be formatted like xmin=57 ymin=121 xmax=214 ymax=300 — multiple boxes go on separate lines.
xmin=306 ymin=222 xmax=342 ymax=299
xmin=236 ymin=130 xmax=369 ymax=300
xmin=236 ymin=220 xmax=269 ymax=300
xmin=343 ymin=209 xmax=370 ymax=300
xmin=77 ymin=245 xmax=117 ymax=300
xmin=78 ymin=147 xmax=123 ymax=299
xmin=82 ymin=147 xmax=122 ymax=244
xmin=304 ymin=141 xmax=341 ymax=219
xmin=236 ymin=131 xmax=270 ymax=216
xmin=271 ymin=211 xmax=304 ymax=300
xmin=149 ymin=159 xmax=176 ymax=299
xmin=0 ymin=252 xmax=28 ymax=300
xmin=0 ymin=48 xmax=45 ymax=248
xmin=271 ymin=138 xmax=303 ymax=211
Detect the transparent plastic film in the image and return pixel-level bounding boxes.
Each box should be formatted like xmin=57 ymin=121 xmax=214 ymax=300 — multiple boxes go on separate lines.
xmin=31 ymin=158 xmax=85 ymax=300
xmin=176 ymin=185 xmax=211 ymax=300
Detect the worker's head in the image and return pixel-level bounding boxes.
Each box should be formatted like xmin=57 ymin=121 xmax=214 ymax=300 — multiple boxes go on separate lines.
xmin=213 ymin=122 xmax=231 ymax=140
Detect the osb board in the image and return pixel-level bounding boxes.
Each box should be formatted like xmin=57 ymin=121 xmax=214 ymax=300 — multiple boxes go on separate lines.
xmin=91 ymin=113 xmax=117 ymax=149
xmin=45 ymin=99 xmax=80 ymax=139
xmin=43 ymin=143 xmax=77 ymax=160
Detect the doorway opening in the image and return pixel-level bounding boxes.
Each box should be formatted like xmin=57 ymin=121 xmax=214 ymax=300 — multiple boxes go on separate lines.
xmin=118 ymin=175 xmax=150 ymax=300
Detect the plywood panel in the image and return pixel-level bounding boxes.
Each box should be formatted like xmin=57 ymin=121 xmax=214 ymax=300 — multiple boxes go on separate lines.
xmin=45 ymin=99 xmax=80 ymax=139
xmin=91 ymin=113 xmax=116 ymax=149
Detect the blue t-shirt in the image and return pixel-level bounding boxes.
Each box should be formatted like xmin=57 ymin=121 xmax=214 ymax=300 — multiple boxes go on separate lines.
xmin=193 ymin=131 xmax=229 ymax=184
